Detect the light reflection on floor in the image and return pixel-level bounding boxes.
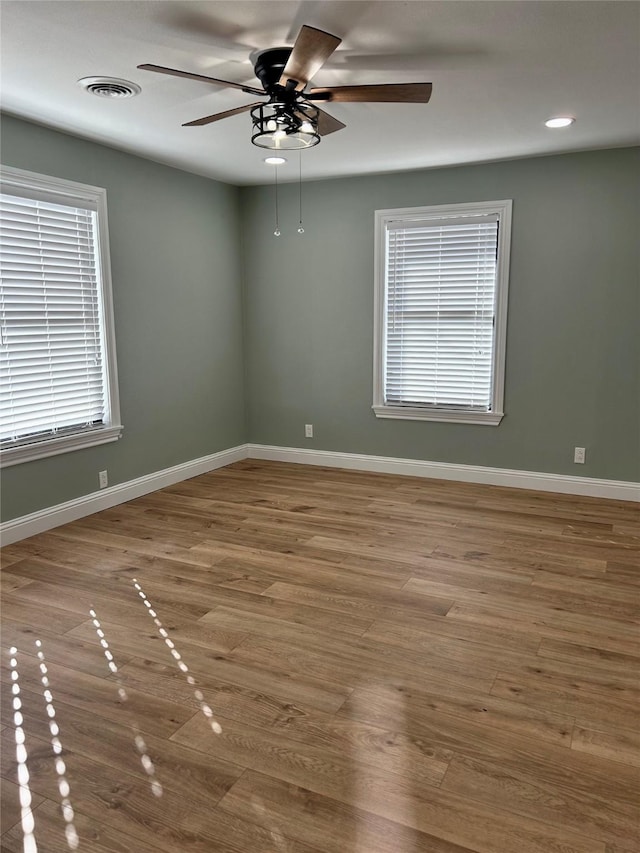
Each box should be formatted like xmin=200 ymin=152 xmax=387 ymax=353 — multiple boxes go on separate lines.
xmin=6 ymin=579 xmax=230 ymax=849
xmin=0 ymin=578 xmax=431 ymax=852
xmin=35 ymin=640 xmax=80 ymax=850
xmin=351 ymin=685 xmax=419 ymax=853
xmin=9 ymin=647 xmax=38 ymax=853
xmin=132 ymin=578 xmax=223 ymax=735
xmin=246 ymin=793 xmax=289 ymax=853
xmin=89 ymin=609 xmax=163 ymax=799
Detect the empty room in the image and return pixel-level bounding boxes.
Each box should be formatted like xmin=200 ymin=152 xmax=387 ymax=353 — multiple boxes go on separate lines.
xmin=0 ymin=1 xmax=638 ymax=851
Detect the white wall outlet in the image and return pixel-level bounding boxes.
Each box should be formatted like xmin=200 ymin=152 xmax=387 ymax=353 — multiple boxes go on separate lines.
xmin=305 ymin=424 xmax=313 ymax=438
xmin=574 ymin=447 xmax=586 ymax=464
xmin=98 ymin=470 xmax=109 ymax=488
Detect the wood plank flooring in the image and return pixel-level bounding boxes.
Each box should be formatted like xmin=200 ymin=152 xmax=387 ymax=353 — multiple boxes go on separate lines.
xmin=1 ymin=459 xmax=638 ymax=852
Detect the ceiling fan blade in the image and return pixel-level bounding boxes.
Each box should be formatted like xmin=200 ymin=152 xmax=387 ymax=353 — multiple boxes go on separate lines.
xmin=182 ymin=102 xmax=262 ymax=127
xmin=138 ymin=63 xmax=264 ymax=96
xmin=315 ymin=108 xmax=346 ymax=136
xmin=279 ymin=25 xmax=341 ymax=91
xmin=308 ymin=82 xmax=432 ymax=103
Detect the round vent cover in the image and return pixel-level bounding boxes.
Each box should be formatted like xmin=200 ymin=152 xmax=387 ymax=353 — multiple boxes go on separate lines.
xmin=77 ymin=77 xmax=141 ymax=98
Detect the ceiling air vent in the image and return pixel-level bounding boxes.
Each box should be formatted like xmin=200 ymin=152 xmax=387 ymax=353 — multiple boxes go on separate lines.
xmin=77 ymin=77 xmax=141 ymax=98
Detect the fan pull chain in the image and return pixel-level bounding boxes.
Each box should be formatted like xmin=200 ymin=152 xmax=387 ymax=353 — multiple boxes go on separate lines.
xmin=297 ymin=151 xmax=305 ymax=234
xmin=273 ymin=165 xmax=281 ymax=237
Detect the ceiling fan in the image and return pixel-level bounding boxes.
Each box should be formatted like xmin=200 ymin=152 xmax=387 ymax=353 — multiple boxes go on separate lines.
xmin=138 ymin=24 xmax=432 ymax=150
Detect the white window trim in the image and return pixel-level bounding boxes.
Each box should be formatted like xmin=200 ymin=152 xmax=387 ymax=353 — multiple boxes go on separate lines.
xmin=373 ymin=199 xmax=512 ymax=426
xmin=0 ymin=165 xmax=123 ymax=468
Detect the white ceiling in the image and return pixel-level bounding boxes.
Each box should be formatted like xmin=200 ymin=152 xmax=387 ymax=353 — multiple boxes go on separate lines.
xmin=1 ymin=1 xmax=639 ymax=185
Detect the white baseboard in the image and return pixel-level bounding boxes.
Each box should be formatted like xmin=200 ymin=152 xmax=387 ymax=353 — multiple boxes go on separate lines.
xmin=2 ymin=442 xmax=637 ymax=546
xmin=0 ymin=444 xmax=249 ymax=546
xmin=247 ymin=444 xmax=640 ymax=502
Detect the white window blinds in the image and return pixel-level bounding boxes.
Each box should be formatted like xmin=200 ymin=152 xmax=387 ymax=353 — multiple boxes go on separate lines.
xmin=0 ymin=191 xmax=107 ymax=447
xmin=384 ymin=215 xmax=499 ymax=410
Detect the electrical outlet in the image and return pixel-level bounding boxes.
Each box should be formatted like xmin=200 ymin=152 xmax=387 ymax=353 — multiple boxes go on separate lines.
xmin=574 ymin=447 xmax=586 ymax=464
xmin=305 ymin=424 xmax=313 ymax=438
xmin=99 ymin=470 xmax=109 ymax=489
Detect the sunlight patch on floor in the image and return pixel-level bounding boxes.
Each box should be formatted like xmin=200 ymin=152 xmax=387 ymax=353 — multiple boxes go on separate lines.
xmin=132 ymin=578 xmax=223 ymax=735
xmin=89 ymin=609 xmax=163 ymax=798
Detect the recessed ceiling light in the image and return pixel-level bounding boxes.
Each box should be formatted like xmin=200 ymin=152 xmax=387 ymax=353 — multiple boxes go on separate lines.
xmin=78 ymin=77 xmax=141 ymax=98
xmin=544 ymin=116 xmax=575 ymax=128
xmin=264 ymin=156 xmax=287 ymax=165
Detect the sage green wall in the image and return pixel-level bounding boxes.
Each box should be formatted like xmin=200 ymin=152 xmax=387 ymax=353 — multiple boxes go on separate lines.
xmin=1 ymin=122 xmax=638 ymax=525
xmin=241 ymin=148 xmax=640 ymax=482
xmin=1 ymin=115 xmax=246 ymax=520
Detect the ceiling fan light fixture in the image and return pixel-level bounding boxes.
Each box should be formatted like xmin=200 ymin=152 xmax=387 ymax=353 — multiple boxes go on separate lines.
xmin=251 ymin=102 xmax=320 ymax=150
xmin=264 ymin=156 xmax=287 ymax=164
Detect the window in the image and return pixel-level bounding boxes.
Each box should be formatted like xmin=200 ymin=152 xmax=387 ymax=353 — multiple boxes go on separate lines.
xmin=373 ymin=200 xmax=512 ymax=425
xmin=0 ymin=166 xmax=122 ymax=467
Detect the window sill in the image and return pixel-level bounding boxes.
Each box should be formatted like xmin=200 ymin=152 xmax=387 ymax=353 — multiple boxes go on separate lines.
xmin=372 ymin=405 xmax=504 ymax=426
xmin=0 ymin=425 xmax=123 ymax=468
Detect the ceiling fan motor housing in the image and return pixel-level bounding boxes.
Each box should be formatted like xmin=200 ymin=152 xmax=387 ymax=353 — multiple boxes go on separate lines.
xmin=254 ymin=48 xmax=294 ymax=93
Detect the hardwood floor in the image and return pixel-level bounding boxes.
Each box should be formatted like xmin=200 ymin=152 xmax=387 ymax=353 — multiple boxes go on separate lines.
xmin=1 ymin=459 xmax=638 ymax=852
